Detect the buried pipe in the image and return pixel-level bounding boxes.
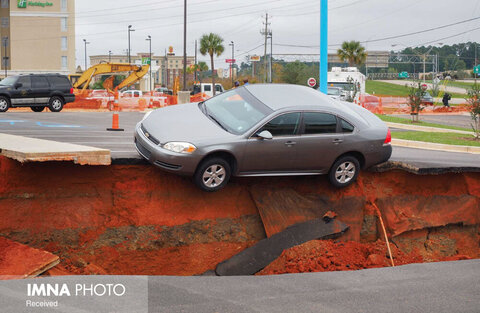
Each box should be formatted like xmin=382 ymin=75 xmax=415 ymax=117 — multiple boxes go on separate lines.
xmin=371 ymin=202 xmax=395 ymax=267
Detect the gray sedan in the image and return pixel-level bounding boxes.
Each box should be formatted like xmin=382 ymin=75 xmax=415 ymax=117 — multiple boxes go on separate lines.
xmin=134 ymin=84 xmax=392 ymax=192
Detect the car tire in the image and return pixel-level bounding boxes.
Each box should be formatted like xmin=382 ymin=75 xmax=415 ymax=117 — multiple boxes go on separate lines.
xmin=31 ymin=106 xmax=45 ymax=112
xmin=48 ymin=96 xmax=64 ymax=112
xmin=0 ymin=96 xmax=10 ymax=113
xmin=194 ymin=157 xmax=231 ymax=192
xmin=328 ymin=156 xmax=360 ymax=188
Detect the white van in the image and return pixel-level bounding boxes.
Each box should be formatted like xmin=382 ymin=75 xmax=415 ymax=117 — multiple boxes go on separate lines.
xmin=192 ymin=83 xmax=224 ymax=98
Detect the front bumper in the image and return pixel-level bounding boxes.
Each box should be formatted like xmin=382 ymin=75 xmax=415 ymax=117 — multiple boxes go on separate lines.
xmin=134 ymin=123 xmax=201 ymax=175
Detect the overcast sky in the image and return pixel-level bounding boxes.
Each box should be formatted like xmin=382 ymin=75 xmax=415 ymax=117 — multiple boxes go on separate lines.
xmin=74 ymin=0 xmax=480 ymax=67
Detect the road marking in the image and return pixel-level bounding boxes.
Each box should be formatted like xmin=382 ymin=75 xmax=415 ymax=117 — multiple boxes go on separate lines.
xmin=36 ymin=122 xmax=83 ymax=128
xmin=0 ymin=120 xmax=25 ymax=125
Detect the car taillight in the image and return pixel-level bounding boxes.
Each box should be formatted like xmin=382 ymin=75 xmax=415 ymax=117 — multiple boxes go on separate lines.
xmin=70 ymin=88 xmax=74 ymax=94
xmin=384 ymin=128 xmax=391 ymax=145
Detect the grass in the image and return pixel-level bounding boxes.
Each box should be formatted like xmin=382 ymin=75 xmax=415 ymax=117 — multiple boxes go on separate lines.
xmin=376 ymin=114 xmax=473 ymax=132
xmin=439 ymin=80 xmax=477 ymax=89
xmin=366 ymin=81 xmax=466 ymax=99
xmin=392 ymin=131 xmax=480 ymax=147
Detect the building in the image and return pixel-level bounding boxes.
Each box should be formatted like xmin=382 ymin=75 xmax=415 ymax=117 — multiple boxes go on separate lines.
xmin=90 ymin=50 xmax=195 ymax=90
xmin=0 ymin=0 xmax=76 ymax=78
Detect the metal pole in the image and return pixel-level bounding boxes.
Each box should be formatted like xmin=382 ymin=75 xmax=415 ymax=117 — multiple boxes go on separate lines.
xmin=147 ymin=36 xmax=152 ymax=92
xmin=128 ymin=27 xmax=130 ymax=64
xmin=83 ymin=39 xmax=87 ymax=71
xmin=194 ymin=40 xmax=197 ymax=82
xmin=269 ymin=32 xmax=272 ymax=83
xmin=263 ymin=13 xmax=268 ymax=83
xmin=475 ymin=43 xmax=477 ymax=84
xmin=423 ymin=54 xmax=426 ymax=83
xmin=183 ymin=0 xmax=187 ymax=91
xmin=3 ymin=37 xmax=7 ymax=78
xmin=230 ymin=41 xmax=234 ymax=87
xmin=319 ymin=0 xmax=328 ymax=94
xmin=108 ymin=50 xmax=111 ymax=63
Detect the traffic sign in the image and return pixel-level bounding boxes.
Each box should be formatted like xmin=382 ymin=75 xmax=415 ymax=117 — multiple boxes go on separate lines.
xmin=421 ymin=84 xmax=428 ymax=91
xmin=225 ymin=59 xmax=236 ymax=64
xmin=307 ymin=77 xmax=317 ymax=87
xmin=398 ymin=71 xmax=409 ymax=79
xmin=474 ymin=65 xmax=480 ymax=74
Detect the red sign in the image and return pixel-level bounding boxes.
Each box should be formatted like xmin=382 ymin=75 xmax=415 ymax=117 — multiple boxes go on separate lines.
xmin=307 ymin=77 xmax=317 ymax=87
xmin=421 ymin=84 xmax=428 ymax=91
xmin=225 ymin=59 xmax=236 ymax=64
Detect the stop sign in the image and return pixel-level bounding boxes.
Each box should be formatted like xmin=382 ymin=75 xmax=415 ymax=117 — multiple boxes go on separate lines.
xmin=307 ymin=77 xmax=317 ymax=87
xmin=421 ymin=84 xmax=428 ymax=91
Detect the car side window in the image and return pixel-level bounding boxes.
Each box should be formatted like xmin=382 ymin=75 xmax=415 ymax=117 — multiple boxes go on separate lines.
xmin=32 ymin=77 xmax=49 ymax=88
xmin=203 ymin=85 xmax=211 ymax=92
xmin=17 ymin=77 xmax=31 ymax=89
xmin=260 ymin=113 xmax=301 ymax=137
xmin=46 ymin=76 xmax=71 ymax=88
xmin=303 ymin=112 xmax=338 ymax=134
xmin=341 ymin=119 xmax=355 ymax=133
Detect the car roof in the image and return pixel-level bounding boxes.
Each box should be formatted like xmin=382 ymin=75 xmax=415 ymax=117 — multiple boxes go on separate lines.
xmin=244 ymin=84 xmax=340 ymax=111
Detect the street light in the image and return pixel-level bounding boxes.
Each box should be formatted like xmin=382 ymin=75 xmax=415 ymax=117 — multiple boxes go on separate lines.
xmin=83 ymin=39 xmax=90 ymax=71
xmin=146 ymin=35 xmax=152 ymax=93
xmin=128 ymin=25 xmax=135 ymax=64
xmin=229 ymin=41 xmax=234 ymax=86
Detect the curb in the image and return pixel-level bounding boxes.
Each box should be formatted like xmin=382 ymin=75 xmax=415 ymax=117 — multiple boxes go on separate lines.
xmin=386 ymin=122 xmax=473 ymax=135
xmin=392 ymin=138 xmax=480 ymax=154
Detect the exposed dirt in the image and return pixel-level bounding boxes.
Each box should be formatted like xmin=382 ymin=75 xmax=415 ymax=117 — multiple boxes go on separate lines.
xmin=0 ymin=156 xmax=479 ymax=276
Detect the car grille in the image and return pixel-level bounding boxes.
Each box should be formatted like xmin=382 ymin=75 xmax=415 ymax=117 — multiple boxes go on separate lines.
xmin=141 ymin=124 xmax=160 ymax=145
xmin=135 ymin=140 xmax=152 ymax=160
xmin=154 ymin=160 xmax=182 ymax=170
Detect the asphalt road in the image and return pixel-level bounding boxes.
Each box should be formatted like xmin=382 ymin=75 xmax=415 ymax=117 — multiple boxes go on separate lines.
xmin=0 ymin=112 xmax=479 ymax=168
xmin=148 ymin=260 xmax=480 ymax=313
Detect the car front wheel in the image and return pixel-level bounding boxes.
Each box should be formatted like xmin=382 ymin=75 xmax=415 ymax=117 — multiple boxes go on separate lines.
xmin=328 ymin=156 xmax=360 ymax=188
xmin=194 ymin=157 xmax=231 ymax=192
xmin=0 ymin=96 xmax=10 ymax=112
xmin=49 ymin=96 xmax=64 ymax=112
xmin=31 ymin=106 xmax=45 ymax=112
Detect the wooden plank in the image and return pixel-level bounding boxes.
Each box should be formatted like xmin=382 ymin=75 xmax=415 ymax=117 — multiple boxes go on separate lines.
xmin=0 ymin=237 xmax=60 ymax=280
xmin=215 ymin=218 xmax=349 ymax=276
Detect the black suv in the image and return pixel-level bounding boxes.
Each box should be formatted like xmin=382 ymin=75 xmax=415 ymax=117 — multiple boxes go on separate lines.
xmin=0 ymin=74 xmax=75 ymax=113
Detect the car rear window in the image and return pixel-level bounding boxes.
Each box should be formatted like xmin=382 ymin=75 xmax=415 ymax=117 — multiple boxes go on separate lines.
xmin=47 ymin=76 xmax=71 ymax=88
xmin=303 ymin=112 xmax=338 ymax=134
xmin=341 ymin=119 xmax=354 ymax=133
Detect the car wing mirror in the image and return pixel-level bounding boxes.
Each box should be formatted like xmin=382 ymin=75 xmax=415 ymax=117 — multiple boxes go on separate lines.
xmin=257 ymin=130 xmax=273 ymax=140
xmin=14 ymin=82 xmax=22 ymax=89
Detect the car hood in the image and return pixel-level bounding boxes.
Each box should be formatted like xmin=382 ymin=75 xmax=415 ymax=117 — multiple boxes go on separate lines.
xmin=141 ymin=102 xmax=234 ymax=144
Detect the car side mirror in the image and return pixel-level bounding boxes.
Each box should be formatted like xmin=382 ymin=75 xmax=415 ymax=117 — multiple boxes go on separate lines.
xmin=257 ymin=130 xmax=273 ymax=140
xmin=14 ymin=82 xmax=22 ymax=89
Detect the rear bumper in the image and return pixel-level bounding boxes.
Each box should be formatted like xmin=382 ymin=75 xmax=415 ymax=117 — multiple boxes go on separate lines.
xmin=365 ymin=144 xmax=392 ymax=168
xmin=64 ymin=95 xmax=75 ymax=103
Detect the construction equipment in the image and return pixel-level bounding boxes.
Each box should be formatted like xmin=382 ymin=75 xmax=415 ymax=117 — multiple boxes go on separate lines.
xmin=72 ymin=63 xmax=150 ymax=94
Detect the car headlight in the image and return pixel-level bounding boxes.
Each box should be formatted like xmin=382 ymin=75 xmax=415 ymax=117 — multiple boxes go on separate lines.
xmin=163 ymin=142 xmax=197 ymax=154
xmin=142 ymin=110 xmax=153 ymax=121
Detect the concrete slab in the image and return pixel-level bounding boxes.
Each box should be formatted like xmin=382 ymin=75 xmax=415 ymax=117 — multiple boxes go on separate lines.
xmin=0 ymin=133 xmax=110 ymax=165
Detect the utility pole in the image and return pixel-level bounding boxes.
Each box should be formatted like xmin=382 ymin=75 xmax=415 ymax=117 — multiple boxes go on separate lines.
xmin=194 ymin=40 xmax=198 ymax=82
xmin=269 ymin=31 xmax=273 ymax=83
xmin=108 ymin=50 xmax=112 ymax=63
xmin=183 ymin=0 xmax=187 ymax=91
xmin=83 ymin=39 xmax=90 ymax=71
xmin=261 ymin=13 xmax=270 ymax=83
xmin=128 ymin=25 xmax=135 ymax=64
xmin=229 ymin=41 xmax=234 ymax=86
xmin=146 ymin=35 xmax=152 ymax=92
xmin=2 ymin=37 xmax=8 ymax=78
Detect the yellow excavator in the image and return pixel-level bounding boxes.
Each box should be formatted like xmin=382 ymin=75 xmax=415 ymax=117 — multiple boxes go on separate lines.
xmin=72 ymin=63 xmax=150 ymax=94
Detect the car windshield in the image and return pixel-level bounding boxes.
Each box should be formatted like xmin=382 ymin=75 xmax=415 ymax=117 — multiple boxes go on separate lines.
xmin=0 ymin=77 xmax=17 ymax=86
xmin=203 ymin=88 xmax=272 ymax=135
xmin=328 ymin=88 xmax=341 ymax=96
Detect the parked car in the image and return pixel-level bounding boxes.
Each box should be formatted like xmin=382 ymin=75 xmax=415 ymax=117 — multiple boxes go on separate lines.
xmin=135 ymin=84 xmax=392 ymax=192
xmin=122 ymin=90 xmax=143 ymax=98
xmin=421 ymin=92 xmax=434 ymax=106
xmin=0 ymin=74 xmax=75 ymax=113
xmin=192 ymin=83 xmax=224 ymax=98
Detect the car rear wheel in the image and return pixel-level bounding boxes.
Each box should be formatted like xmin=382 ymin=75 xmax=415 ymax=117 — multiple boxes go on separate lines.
xmin=194 ymin=157 xmax=231 ymax=192
xmin=48 ymin=96 xmax=64 ymax=112
xmin=328 ymin=156 xmax=360 ymax=188
xmin=31 ymin=106 xmax=45 ymax=112
xmin=0 ymin=96 xmax=10 ymax=112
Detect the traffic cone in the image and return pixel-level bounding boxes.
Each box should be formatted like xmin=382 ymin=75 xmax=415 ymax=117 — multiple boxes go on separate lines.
xmin=148 ymin=98 xmax=153 ymax=109
xmin=107 ymin=88 xmax=124 ymax=131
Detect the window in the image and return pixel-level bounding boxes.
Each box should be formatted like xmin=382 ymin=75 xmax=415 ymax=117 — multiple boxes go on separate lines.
xmin=303 ymin=112 xmax=338 ymax=134
xmin=61 ymin=0 xmax=67 ymax=11
xmin=260 ymin=113 xmax=301 ymax=137
xmin=47 ymin=76 xmax=70 ymax=88
xmin=61 ymin=37 xmax=67 ymax=50
xmin=61 ymin=17 xmax=67 ymax=31
xmin=61 ymin=56 xmax=68 ymax=69
xmin=203 ymin=85 xmax=211 ymax=91
xmin=341 ymin=119 xmax=354 ymax=133
xmin=17 ymin=77 xmax=31 ymax=89
xmin=32 ymin=77 xmax=50 ymax=88
xmin=1 ymin=17 xmax=9 ymax=28
xmin=1 ymin=0 xmax=9 ymax=8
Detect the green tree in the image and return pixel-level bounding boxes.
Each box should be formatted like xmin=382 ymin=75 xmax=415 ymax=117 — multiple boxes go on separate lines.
xmin=281 ymin=61 xmax=308 ymax=84
xmin=337 ymin=41 xmax=367 ymax=67
xmin=467 ymin=83 xmax=480 ymax=138
xmin=200 ymin=33 xmax=224 ymax=96
xmin=407 ymin=82 xmax=426 ymax=122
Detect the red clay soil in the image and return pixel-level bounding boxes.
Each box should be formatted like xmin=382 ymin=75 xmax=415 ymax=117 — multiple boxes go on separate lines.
xmin=0 ymin=156 xmax=479 ymax=276
xmin=0 ymin=237 xmax=59 ymax=280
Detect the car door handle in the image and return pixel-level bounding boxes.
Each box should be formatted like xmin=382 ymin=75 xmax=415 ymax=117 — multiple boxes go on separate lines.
xmin=285 ymin=141 xmax=296 ymax=146
xmin=332 ymin=139 xmax=344 ymax=144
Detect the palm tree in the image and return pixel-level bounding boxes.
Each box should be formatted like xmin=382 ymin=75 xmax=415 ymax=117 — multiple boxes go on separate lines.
xmin=200 ymin=33 xmax=224 ymax=96
xmin=196 ymin=61 xmax=208 ymax=84
xmin=337 ymin=41 xmax=367 ymax=67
